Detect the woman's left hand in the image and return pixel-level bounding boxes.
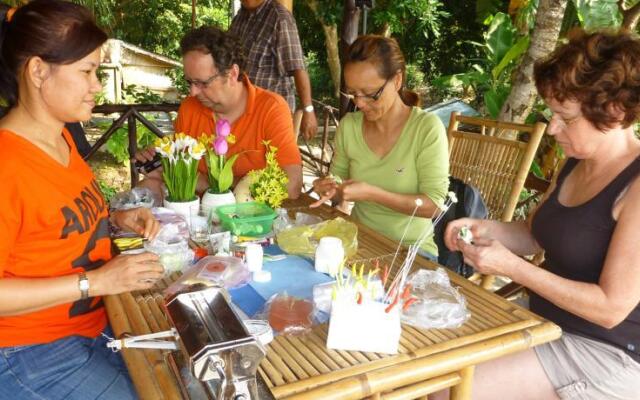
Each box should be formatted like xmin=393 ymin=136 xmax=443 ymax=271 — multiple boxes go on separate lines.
xmin=457 ymin=237 xmax=519 ymax=277
xmin=111 ymin=207 xmax=160 ymax=240
xmin=341 ymin=180 xmax=376 ymax=202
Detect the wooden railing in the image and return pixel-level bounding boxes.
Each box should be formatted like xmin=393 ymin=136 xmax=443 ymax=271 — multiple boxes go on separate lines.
xmin=86 ymin=103 xmax=179 ymax=187
xmin=85 ymin=101 xmax=340 ymax=188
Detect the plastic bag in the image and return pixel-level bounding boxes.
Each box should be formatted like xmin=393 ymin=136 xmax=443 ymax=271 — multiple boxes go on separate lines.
xmin=144 ymin=224 xmax=194 ymax=274
xmin=163 ymin=256 xmax=251 ymax=298
xmin=259 ymin=293 xmax=315 ymax=336
xmin=276 ymin=217 xmax=358 ymax=258
xmin=151 ymin=208 xmax=190 ymax=240
xmin=110 ymin=187 xmax=156 ymax=210
xmin=401 ymin=268 xmax=470 ymax=329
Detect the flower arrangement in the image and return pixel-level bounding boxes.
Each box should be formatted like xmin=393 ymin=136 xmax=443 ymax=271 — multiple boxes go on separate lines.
xmin=248 ymin=141 xmax=289 ymax=208
xmin=155 ymin=133 xmax=205 ymax=202
xmin=200 ymin=119 xmax=239 ymax=194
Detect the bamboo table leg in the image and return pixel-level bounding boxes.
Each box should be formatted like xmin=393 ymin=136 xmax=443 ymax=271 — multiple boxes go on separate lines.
xmin=450 ymin=366 xmax=474 ymax=400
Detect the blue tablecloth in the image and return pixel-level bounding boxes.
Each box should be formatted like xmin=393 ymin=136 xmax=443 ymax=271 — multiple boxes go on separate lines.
xmin=229 ymin=245 xmax=334 ymax=317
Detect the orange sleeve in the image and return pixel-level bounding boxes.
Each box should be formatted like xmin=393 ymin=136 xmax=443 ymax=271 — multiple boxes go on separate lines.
xmin=263 ymin=98 xmax=302 ymax=167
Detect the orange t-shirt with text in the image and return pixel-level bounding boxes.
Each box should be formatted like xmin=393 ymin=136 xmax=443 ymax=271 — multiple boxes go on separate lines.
xmin=0 ymin=129 xmax=109 ymax=347
xmin=174 ymin=76 xmax=302 ymax=178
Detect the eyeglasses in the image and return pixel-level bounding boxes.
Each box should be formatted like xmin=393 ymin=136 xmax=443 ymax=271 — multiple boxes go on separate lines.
xmin=185 ymin=72 xmax=223 ymax=89
xmin=340 ymin=77 xmax=391 ymax=103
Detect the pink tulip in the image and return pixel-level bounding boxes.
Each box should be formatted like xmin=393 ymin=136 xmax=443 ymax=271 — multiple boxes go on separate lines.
xmin=216 ymin=119 xmax=231 ymax=137
xmin=214 ymin=136 xmax=228 ymax=155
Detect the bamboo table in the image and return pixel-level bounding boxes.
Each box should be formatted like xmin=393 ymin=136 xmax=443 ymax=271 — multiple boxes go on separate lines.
xmin=104 ymin=195 xmax=561 ymax=400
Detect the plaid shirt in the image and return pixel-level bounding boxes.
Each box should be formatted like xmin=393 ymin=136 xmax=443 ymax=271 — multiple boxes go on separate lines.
xmin=230 ymin=0 xmax=305 ymax=111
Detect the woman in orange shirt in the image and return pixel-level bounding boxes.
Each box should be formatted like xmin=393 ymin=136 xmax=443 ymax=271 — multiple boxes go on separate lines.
xmin=0 ymin=2 xmax=164 ymax=399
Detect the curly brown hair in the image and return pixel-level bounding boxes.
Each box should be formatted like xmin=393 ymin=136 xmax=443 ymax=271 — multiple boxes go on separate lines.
xmin=534 ymin=29 xmax=640 ymax=130
xmin=180 ymin=26 xmax=246 ymax=80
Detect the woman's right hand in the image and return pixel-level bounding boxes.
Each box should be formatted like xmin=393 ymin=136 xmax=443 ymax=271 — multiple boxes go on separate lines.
xmin=310 ymin=177 xmax=339 ymax=208
xmin=89 ymin=252 xmax=164 ymax=296
xmin=443 ymin=218 xmax=489 ymax=251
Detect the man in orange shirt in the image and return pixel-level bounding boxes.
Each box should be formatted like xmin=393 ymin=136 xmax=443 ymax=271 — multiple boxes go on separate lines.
xmin=137 ymin=26 xmax=302 ymax=200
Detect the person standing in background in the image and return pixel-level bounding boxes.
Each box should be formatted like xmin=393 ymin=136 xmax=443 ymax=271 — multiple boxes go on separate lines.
xmin=230 ymin=0 xmax=318 ymax=139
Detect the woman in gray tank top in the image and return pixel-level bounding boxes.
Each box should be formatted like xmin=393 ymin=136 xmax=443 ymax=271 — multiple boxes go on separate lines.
xmin=432 ymin=30 xmax=640 ymax=400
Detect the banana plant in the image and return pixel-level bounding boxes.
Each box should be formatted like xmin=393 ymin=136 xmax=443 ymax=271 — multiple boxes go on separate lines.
xmin=432 ymin=12 xmax=530 ymax=118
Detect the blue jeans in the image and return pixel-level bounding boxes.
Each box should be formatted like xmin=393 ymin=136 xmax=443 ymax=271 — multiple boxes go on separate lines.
xmin=0 ymin=327 xmax=137 ymax=400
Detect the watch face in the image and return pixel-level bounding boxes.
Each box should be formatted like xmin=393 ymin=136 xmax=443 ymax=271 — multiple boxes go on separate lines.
xmin=79 ymin=279 xmax=90 ymax=291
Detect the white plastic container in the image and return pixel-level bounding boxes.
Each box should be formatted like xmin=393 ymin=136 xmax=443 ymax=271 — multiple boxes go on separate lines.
xmin=245 ymin=243 xmax=264 ymax=273
xmin=314 ymin=236 xmax=344 ymax=276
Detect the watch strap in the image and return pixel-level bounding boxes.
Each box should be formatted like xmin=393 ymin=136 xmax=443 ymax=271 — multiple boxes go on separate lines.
xmin=78 ymin=272 xmax=89 ymax=300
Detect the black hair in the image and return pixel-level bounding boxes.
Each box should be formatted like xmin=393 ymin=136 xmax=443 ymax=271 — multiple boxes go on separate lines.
xmin=0 ymin=0 xmax=107 ymax=116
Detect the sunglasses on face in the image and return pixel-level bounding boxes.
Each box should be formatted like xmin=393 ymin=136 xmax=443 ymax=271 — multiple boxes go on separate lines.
xmin=340 ymin=77 xmax=391 ymax=104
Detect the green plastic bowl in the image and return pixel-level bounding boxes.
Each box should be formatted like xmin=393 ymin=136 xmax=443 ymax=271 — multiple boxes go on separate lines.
xmin=216 ymin=202 xmax=277 ymax=236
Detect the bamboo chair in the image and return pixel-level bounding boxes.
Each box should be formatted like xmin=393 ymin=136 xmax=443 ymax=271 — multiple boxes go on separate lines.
xmin=447 ymin=111 xmax=546 ymax=289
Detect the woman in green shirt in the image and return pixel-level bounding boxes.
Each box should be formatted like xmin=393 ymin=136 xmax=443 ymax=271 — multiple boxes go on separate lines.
xmin=311 ymin=35 xmax=449 ymax=259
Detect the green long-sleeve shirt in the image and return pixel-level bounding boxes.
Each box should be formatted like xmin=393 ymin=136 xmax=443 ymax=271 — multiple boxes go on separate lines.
xmin=330 ymin=107 xmax=449 ymax=255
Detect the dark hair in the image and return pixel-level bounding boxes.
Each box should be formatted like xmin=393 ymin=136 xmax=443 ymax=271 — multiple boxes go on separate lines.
xmin=0 ymin=0 xmax=107 ymax=116
xmin=180 ymin=26 xmax=246 ymax=80
xmin=344 ymin=35 xmax=420 ymax=107
xmin=534 ymin=29 xmax=640 ymax=130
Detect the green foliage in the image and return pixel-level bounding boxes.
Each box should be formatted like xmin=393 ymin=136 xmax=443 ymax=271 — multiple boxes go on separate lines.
xmin=405 ymin=64 xmax=426 ymax=92
xmin=97 ymin=179 xmax=118 ymax=203
xmin=573 ymin=0 xmax=622 ymax=30
xmin=432 ymin=12 xmax=529 ymax=117
xmin=162 ymin=158 xmax=199 ymax=202
xmin=122 ymin=84 xmax=165 ymax=104
xmin=101 ymin=120 xmax=159 ymax=165
xmin=370 ymin=0 xmax=450 ymax=40
xmin=305 ymin=51 xmax=336 ymax=105
xmin=85 ymin=0 xmax=231 ymax=59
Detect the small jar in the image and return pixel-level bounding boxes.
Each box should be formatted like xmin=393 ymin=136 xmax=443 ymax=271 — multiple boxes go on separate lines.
xmin=245 ymin=243 xmax=264 ymax=273
xmin=272 ymin=208 xmax=292 ymax=235
xmin=315 ymin=236 xmax=344 ymax=276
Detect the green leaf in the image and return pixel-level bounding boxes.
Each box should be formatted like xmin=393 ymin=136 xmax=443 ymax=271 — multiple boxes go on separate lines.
xmin=572 ymin=0 xmax=622 ymax=30
xmin=531 ymin=160 xmax=544 ymax=178
xmin=492 ymin=36 xmax=530 ymax=81
xmin=484 ymin=86 xmax=510 ymax=119
xmin=484 ymin=12 xmax=516 ymax=65
xmin=218 ymin=154 xmax=239 ymax=193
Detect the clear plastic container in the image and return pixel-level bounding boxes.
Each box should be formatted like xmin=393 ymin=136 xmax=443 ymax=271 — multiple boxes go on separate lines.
xmin=144 ymin=239 xmax=194 ymax=275
xmin=272 ymin=208 xmax=293 ymax=234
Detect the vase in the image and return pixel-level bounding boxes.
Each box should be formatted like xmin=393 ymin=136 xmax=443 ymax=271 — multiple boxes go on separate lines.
xmin=163 ymin=197 xmax=200 ymax=226
xmin=201 ymin=190 xmax=236 ymax=222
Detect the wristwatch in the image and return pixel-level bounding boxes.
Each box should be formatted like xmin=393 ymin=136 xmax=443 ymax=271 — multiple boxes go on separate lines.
xmin=78 ymin=272 xmax=90 ymax=300
xmin=303 ymin=104 xmax=314 ymax=113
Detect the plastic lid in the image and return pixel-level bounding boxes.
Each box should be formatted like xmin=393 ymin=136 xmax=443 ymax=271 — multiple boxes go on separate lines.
xmin=243 ymin=320 xmax=274 ymax=346
xmin=318 ymin=236 xmax=342 ymax=246
xmin=253 ymin=270 xmax=271 ymax=282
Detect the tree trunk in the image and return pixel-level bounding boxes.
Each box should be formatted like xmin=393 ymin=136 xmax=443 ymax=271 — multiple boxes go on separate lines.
xmin=339 ymin=0 xmax=360 ymax=117
xmin=192 ymin=0 xmax=196 ymax=29
xmin=322 ymin=24 xmax=341 ymax=98
xmin=497 ymin=0 xmax=568 ymax=137
xmin=620 ymin=1 xmax=640 ymax=30
xmin=306 ymin=0 xmax=343 ymax=101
